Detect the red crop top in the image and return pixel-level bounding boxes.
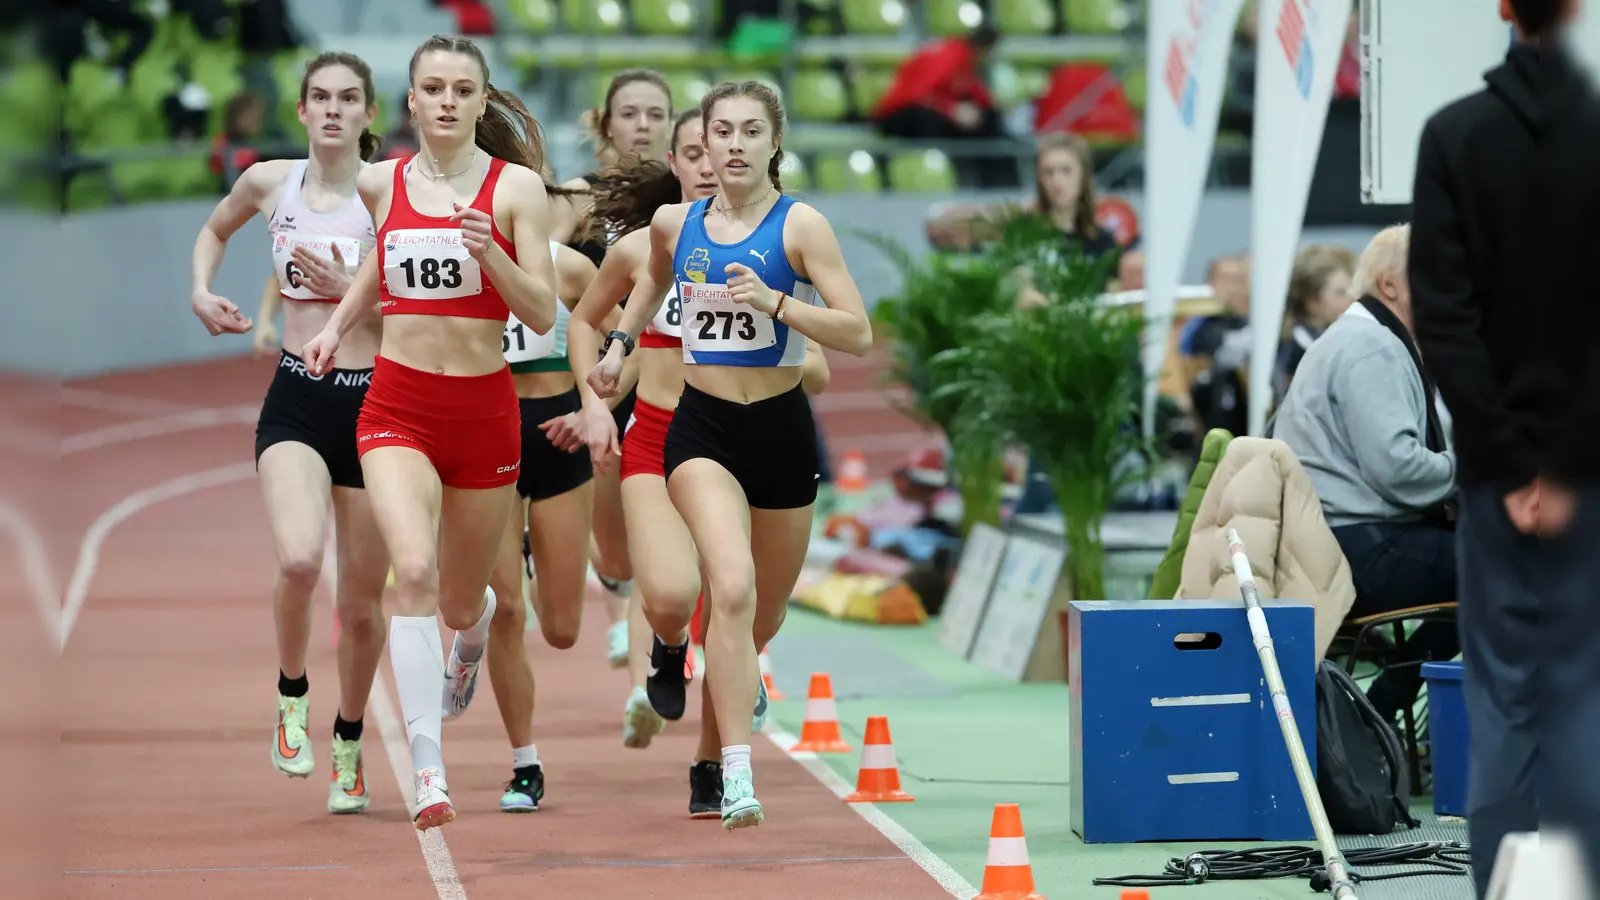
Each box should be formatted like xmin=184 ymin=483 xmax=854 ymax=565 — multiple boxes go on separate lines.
xmin=377 ymin=155 xmax=518 ymax=321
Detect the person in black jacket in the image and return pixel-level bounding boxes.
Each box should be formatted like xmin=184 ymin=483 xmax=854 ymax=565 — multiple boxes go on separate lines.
xmin=1408 ymin=0 xmax=1600 ymax=894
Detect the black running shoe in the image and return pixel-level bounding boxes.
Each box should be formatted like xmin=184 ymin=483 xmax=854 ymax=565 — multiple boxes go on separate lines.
xmin=647 ymin=634 xmax=689 ymax=720
xmin=500 ymin=764 xmax=545 ymax=813
xmin=689 ymin=760 xmax=723 ymax=819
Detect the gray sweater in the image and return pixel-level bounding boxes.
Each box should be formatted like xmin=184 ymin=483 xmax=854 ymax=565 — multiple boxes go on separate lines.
xmin=1271 ymin=304 xmax=1456 ymax=528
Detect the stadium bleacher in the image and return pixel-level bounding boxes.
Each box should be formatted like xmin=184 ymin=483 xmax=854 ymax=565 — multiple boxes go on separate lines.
xmin=29 ymin=0 xmax=1254 ymax=212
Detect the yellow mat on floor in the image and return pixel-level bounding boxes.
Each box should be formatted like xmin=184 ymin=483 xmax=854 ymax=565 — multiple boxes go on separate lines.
xmin=791 ymin=572 xmax=927 ymax=625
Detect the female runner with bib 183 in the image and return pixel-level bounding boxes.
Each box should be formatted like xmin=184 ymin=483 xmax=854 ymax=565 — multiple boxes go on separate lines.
xmin=588 ymin=81 xmax=871 ymax=829
xmin=189 ymin=52 xmax=388 ymax=815
xmin=301 ymin=34 xmax=560 ymax=832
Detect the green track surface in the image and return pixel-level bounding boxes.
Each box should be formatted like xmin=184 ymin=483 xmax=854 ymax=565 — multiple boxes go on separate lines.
xmin=767 ymin=606 xmax=1353 ymax=900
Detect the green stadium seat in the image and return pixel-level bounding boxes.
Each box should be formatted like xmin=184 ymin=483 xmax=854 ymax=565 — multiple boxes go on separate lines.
xmin=791 ymin=69 xmax=849 ymax=122
xmin=563 ymin=0 xmax=628 ymax=33
xmin=1122 ymin=64 xmax=1146 ymax=112
xmin=507 ymin=0 xmax=556 ymax=33
xmin=848 ymin=68 xmax=896 ymax=118
xmin=1061 ymin=0 xmax=1129 ymax=33
xmin=633 ymin=0 xmax=700 ymax=35
xmin=664 ymin=70 xmax=715 ymax=110
xmin=841 ymin=0 xmax=909 ymax=35
xmin=65 ymin=168 xmax=116 ymax=212
xmin=3 ymin=60 xmax=60 ymax=153
xmin=924 ymin=0 xmax=983 ymax=36
xmin=273 ymin=50 xmax=320 ymax=136
xmin=717 ymin=70 xmax=783 ymax=100
xmin=997 ymin=0 xmax=1056 ymax=35
xmin=886 ymin=149 xmax=956 ymax=193
xmin=78 ymin=106 xmax=150 ymax=151
xmin=114 ymin=153 xmax=215 ymax=203
xmin=1017 ymin=66 xmax=1051 ymax=101
xmin=812 ymin=150 xmax=880 ymax=192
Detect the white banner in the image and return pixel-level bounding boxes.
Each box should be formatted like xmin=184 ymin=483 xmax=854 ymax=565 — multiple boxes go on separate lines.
xmin=1247 ymin=0 xmax=1353 ymax=436
xmin=1140 ymin=0 xmax=1246 ymax=436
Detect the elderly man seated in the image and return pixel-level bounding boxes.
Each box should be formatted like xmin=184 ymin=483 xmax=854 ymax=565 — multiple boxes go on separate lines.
xmin=1272 ymin=224 xmax=1459 ymax=726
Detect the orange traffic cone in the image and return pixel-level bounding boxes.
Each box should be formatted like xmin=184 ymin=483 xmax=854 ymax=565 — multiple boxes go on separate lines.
xmin=790 ymin=673 xmax=851 ymax=753
xmin=975 ymin=804 xmax=1045 ymax=900
xmin=844 ymin=716 xmax=913 ymax=803
xmin=1119 ymin=892 xmax=1150 ymax=900
xmin=837 ymin=450 xmax=869 ymax=493
xmin=759 ymin=649 xmax=785 ymax=700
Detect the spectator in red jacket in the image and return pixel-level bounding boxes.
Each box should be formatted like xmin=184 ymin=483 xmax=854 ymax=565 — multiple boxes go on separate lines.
xmin=872 ymin=25 xmax=1015 ymax=188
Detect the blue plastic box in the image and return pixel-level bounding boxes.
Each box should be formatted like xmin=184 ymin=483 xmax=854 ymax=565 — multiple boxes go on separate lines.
xmin=1069 ymin=599 xmax=1317 ymax=843
xmin=1421 ymin=660 xmax=1469 ymax=817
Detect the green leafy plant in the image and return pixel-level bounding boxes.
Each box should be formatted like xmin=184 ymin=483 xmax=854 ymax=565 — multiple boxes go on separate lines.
xmin=930 ymin=226 xmax=1146 ymax=602
xmin=857 ymin=230 xmax=1015 ymax=534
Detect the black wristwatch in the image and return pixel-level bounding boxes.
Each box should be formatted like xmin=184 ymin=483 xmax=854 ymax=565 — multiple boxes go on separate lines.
xmin=601 ymin=329 xmax=635 ymax=358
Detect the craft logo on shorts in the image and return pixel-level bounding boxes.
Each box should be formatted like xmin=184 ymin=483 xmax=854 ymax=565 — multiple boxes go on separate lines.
xmin=497 ymin=462 xmax=520 ymax=474
xmin=683 ymin=248 xmax=711 ymax=284
xmin=1277 ymin=0 xmax=1314 ymax=99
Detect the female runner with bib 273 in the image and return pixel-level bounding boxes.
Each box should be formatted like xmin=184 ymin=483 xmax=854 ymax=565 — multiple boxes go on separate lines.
xmin=301 ymin=34 xmax=560 ymax=832
xmin=589 ymin=81 xmax=871 ymax=829
xmin=189 ymin=52 xmax=388 ymax=815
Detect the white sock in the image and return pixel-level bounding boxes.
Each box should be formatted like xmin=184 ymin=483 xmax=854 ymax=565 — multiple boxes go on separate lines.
xmin=512 ymin=745 xmax=540 ymax=769
xmin=389 ymin=615 xmax=445 ymax=773
xmin=721 ymin=744 xmax=752 ymax=777
xmin=453 ymin=587 xmax=497 ymax=663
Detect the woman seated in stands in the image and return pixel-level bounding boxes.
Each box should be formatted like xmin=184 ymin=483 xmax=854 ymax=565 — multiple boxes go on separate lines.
xmin=1273 ymin=244 xmax=1357 ymax=402
xmin=1270 ymin=224 xmax=1459 ymax=726
xmin=925 ymin=132 xmax=1124 ymax=298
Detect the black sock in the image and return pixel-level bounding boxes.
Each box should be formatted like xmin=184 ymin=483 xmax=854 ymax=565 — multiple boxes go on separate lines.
xmin=333 ymin=715 xmax=363 ymax=742
xmin=278 ymin=671 xmax=309 ymax=698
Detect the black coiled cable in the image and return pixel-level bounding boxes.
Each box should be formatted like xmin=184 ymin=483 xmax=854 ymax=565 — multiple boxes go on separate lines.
xmin=1092 ymin=842 xmax=1473 ymax=890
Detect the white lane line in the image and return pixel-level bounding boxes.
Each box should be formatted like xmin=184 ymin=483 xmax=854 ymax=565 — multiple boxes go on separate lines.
xmin=321 ymin=535 xmax=468 ymax=899
xmin=62 ymin=406 xmax=259 ymax=454
xmin=58 ymin=388 xmax=197 ymax=417
xmin=0 ymin=501 xmax=61 ymax=637
xmin=59 ymin=462 xmax=259 ymax=649
xmin=761 ymin=725 xmax=978 ymax=900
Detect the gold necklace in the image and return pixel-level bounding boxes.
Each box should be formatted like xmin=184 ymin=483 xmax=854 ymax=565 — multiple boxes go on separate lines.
xmin=712 ymin=184 xmax=772 ymax=216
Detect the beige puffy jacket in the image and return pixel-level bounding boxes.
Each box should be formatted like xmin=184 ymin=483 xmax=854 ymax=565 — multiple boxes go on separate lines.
xmin=1178 ymin=437 xmax=1356 ymax=661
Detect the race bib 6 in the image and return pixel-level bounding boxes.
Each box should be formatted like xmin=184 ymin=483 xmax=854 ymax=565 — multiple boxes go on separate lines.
xmin=382 ymin=228 xmax=483 ymax=300
xmin=273 ymin=234 xmax=364 ymax=300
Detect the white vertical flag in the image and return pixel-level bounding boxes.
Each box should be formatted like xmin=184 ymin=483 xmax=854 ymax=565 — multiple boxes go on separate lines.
xmin=1139 ymin=0 xmax=1246 ymax=436
xmin=1247 ymin=0 xmax=1353 ymax=436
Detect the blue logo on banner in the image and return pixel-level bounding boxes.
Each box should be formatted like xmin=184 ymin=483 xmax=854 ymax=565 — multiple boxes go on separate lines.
xmin=1295 ymin=35 xmax=1313 ymax=98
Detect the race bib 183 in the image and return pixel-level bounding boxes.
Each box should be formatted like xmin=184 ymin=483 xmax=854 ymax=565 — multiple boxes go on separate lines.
xmin=678 ymin=281 xmax=775 ymax=354
xmin=382 ymin=228 xmax=483 ymax=300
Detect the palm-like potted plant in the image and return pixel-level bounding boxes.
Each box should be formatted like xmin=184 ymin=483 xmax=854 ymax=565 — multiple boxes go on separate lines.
xmin=930 ymin=219 xmax=1144 ymax=602
xmin=859 ymin=231 xmax=1016 ymax=535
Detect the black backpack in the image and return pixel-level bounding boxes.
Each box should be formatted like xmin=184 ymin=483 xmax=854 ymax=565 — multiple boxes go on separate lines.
xmin=1314 ymin=660 xmax=1421 ymax=835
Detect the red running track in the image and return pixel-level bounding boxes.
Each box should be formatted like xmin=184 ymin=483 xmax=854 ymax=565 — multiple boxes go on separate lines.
xmin=53 ymin=355 xmax=958 ymax=900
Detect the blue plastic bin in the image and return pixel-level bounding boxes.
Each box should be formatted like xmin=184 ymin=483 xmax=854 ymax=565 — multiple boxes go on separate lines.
xmin=1421 ymin=661 xmax=1469 ymax=817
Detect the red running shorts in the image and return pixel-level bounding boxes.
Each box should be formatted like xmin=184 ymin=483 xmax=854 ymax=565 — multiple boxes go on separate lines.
xmin=620 ymin=396 xmax=674 ymax=482
xmin=356 ymin=355 xmax=521 ymax=489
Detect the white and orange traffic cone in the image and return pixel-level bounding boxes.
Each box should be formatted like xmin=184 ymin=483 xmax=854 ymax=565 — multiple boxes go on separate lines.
xmin=975 ymin=803 xmax=1045 ymax=900
xmin=837 ymin=450 xmax=869 ymax=493
xmin=790 ymin=673 xmax=851 ymax=753
xmin=844 ymin=716 xmax=913 ymax=803
xmin=759 ymin=649 xmax=785 ymax=700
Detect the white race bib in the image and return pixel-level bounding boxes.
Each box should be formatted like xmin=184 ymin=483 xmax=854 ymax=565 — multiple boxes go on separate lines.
xmin=678 ymin=281 xmax=776 ymax=354
xmin=647 ymin=284 xmax=685 ymax=338
xmin=502 ymin=314 xmax=556 ymax=363
xmin=382 ymin=228 xmax=483 ymax=300
xmin=272 ymin=234 xmax=364 ymax=300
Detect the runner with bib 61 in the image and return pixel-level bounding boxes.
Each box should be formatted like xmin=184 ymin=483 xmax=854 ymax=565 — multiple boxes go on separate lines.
xmin=587 ymin=80 xmax=871 ymax=829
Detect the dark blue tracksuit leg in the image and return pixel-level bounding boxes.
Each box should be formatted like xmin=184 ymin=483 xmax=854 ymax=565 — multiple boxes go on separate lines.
xmin=1457 ymin=486 xmax=1600 ymax=897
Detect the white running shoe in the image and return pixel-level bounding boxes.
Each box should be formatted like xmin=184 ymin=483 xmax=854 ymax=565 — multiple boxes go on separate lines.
xmin=607 ymin=620 xmax=629 ymax=668
xmin=622 ymin=686 xmax=665 ymax=749
xmin=272 ymin=694 xmax=314 ymax=778
xmin=412 ymin=767 xmax=454 ymax=831
xmin=326 ymin=736 xmax=369 ymax=814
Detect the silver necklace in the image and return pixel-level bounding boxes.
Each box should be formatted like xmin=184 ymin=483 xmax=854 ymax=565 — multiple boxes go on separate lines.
xmin=421 ymin=148 xmax=477 ymax=180
xmin=712 ymin=184 xmax=772 ymax=216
